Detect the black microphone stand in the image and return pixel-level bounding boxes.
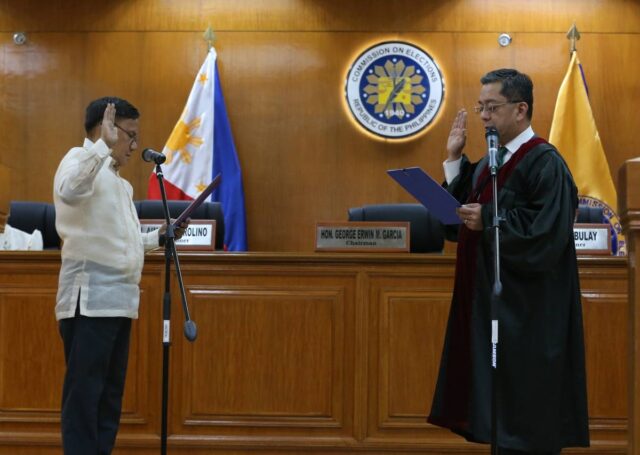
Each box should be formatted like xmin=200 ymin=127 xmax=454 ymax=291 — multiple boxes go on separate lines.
xmin=486 ymin=128 xmax=502 ymax=455
xmin=153 ymin=163 xmax=197 ymax=455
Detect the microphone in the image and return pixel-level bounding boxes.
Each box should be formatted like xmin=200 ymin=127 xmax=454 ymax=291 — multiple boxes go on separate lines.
xmin=142 ymin=148 xmax=166 ymax=164
xmin=485 ymin=127 xmax=499 ymax=170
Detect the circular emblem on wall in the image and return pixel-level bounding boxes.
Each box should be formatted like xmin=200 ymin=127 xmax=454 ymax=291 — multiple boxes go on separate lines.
xmin=579 ymin=196 xmax=626 ymax=256
xmin=345 ymin=41 xmax=444 ymax=139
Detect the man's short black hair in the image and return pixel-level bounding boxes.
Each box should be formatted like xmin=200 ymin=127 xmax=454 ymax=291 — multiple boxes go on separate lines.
xmin=480 ymin=69 xmax=533 ymax=120
xmin=84 ymin=97 xmax=140 ymax=133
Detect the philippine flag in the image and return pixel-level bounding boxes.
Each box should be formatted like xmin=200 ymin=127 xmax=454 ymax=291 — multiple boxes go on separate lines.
xmin=147 ymin=47 xmax=248 ymax=251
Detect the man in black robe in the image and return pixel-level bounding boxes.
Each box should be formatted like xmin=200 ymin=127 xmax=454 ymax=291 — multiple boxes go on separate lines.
xmin=428 ymin=69 xmax=589 ymax=454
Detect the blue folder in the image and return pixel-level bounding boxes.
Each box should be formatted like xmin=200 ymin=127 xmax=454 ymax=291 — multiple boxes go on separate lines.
xmin=387 ymin=167 xmax=462 ymax=225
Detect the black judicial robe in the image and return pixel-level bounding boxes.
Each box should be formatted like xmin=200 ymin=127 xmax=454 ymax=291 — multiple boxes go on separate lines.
xmin=428 ymin=138 xmax=590 ymax=452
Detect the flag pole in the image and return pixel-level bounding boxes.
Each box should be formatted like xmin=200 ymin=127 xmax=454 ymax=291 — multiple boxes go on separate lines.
xmin=567 ymin=23 xmax=580 ymax=56
xmin=203 ymin=26 xmax=216 ymax=51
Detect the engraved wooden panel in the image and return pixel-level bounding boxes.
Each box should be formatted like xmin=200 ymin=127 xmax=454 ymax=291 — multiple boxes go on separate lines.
xmin=630 ymin=231 xmax=640 ymax=455
xmin=167 ymin=266 xmax=357 ymax=444
xmin=0 ymin=256 xmax=63 ymax=449
xmin=0 ymin=256 xmax=157 ymax=448
xmin=117 ymin=271 xmax=157 ymax=430
xmin=383 ymin=293 xmax=451 ymax=420
xmin=577 ymin=259 xmax=628 ymax=449
xmin=185 ymin=288 xmax=343 ymax=419
xmin=579 ymin=263 xmax=629 ymax=419
xmin=0 ymin=257 xmax=61 ymax=423
xmin=364 ymin=268 xmax=469 ymax=450
xmin=0 ymin=252 xmax=632 ymax=454
xmin=0 ymin=287 xmax=62 ymax=413
xmin=112 ymin=266 xmax=168 ymax=449
xmin=618 ymin=159 xmax=640 ymax=454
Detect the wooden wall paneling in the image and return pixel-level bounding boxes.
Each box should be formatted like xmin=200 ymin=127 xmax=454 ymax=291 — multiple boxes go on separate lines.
xmin=510 ymin=33 xmax=566 ymax=136
xmin=116 ymin=267 xmax=160 ymax=440
xmin=384 ymin=293 xmax=451 ymax=420
xmin=0 ymin=253 xmax=631 ymax=453
xmin=8 ymin=30 xmax=629 ymax=252
xmin=619 ymin=159 xmax=640 ymax=454
xmin=134 ymin=32 xmax=209 ymax=199
xmin=579 ymin=263 xmax=629 ymax=419
xmin=578 ymin=262 xmax=629 ymax=451
xmin=111 ymin=261 xmax=171 ymax=449
xmin=185 ymin=288 xmax=342 ymax=417
xmin=0 ymin=256 xmax=62 ymax=445
xmin=1 ymin=1 xmax=640 ymax=251
xmin=219 ymin=27 xmax=640 ymax=251
xmin=365 ymin=268 xmax=467 ymax=450
xmin=81 ymin=32 xmax=146 ymax=194
xmin=167 ymin=266 xmax=358 ymax=447
xmin=218 ymin=32 xmax=347 ymax=251
xmin=4 ymin=30 xmax=210 ymax=202
xmin=1 ymin=0 xmax=640 ymax=33
xmin=1 ymin=34 xmax=52 ymax=201
xmin=571 ymin=34 xmax=640 ymax=191
xmin=0 ymin=36 xmax=22 ymax=197
xmin=0 ymin=288 xmax=62 ymax=412
xmin=223 ymin=31 xmax=461 ymax=251
xmin=0 ymin=257 xmax=162 ymax=448
xmin=631 ymin=226 xmax=640 ymax=455
xmin=0 ymin=0 xmax=203 ymax=32
xmin=20 ymin=33 xmax=91 ymax=202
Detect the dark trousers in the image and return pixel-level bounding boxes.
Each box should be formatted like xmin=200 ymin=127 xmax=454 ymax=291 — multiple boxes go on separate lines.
xmin=499 ymin=448 xmax=561 ymax=455
xmin=59 ymin=312 xmax=132 ymax=455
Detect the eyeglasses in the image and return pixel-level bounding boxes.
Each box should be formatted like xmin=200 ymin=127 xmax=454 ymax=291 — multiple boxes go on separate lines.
xmin=114 ymin=123 xmax=139 ymax=144
xmin=473 ymin=101 xmax=522 ymax=114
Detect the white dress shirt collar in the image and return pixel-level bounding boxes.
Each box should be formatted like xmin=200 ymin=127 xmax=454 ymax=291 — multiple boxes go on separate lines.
xmin=504 ymin=125 xmax=534 ymax=154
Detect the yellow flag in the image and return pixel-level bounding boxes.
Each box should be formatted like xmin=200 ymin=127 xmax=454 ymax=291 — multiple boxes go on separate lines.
xmin=549 ymin=51 xmax=617 ymax=212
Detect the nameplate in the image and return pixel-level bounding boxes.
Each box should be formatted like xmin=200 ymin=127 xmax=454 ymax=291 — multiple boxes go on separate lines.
xmin=140 ymin=219 xmax=216 ymax=251
xmin=574 ymin=223 xmax=611 ymax=255
xmin=315 ymin=222 xmax=410 ymax=252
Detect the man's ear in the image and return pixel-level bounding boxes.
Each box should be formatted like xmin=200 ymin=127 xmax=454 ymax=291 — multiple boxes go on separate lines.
xmin=516 ymin=101 xmax=529 ymax=121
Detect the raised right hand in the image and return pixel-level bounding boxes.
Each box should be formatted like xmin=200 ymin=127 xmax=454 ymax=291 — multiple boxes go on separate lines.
xmin=446 ymin=108 xmax=467 ymax=161
xmin=100 ymin=103 xmax=118 ymax=148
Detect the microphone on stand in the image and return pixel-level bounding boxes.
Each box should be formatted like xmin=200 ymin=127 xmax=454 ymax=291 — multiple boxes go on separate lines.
xmin=485 ymin=127 xmax=499 ymax=171
xmin=142 ymin=148 xmax=167 ymax=165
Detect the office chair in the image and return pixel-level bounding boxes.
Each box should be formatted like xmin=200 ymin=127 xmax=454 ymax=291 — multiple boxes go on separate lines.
xmin=575 ymin=205 xmax=605 ymax=224
xmin=348 ymin=203 xmax=444 ymax=253
xmin=7 ymin=201 xmax=60 ymax=249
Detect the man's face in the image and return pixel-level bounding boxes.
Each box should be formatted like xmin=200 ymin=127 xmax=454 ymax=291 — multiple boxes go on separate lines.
xmin=477 ymin=82 xmax=527 ymax=145
xmin=111 ymin=117 xmax=139 ymax=169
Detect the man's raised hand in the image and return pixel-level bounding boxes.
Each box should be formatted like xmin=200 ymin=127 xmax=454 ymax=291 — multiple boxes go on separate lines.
xmin=446 ymin=108 xmax=468 ymax=161
xmin=101 ymin=103 xmax=118 ymax=148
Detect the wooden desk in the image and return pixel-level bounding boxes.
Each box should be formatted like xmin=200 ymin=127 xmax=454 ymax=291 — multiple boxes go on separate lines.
xmin=0 ymin=252 xmax=628 ymax=454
